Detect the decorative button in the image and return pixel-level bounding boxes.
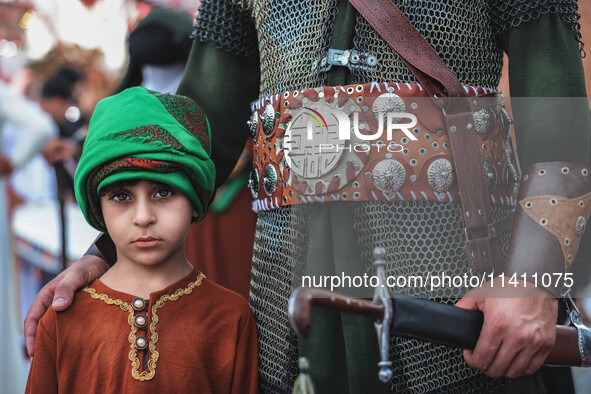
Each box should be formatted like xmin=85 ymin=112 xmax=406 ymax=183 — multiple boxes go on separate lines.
xmin=247 ymin=111 xmax=259 ymax=139
xmin=372 ymin=93 xmax=405 ymax=121
xmin=576 ymin=216 xmax=586 ymax=237
xmin=507 ymin=163 xmax=519 ymax=194
xmin=427 ymin=158 xmax=455 ymax=193
xmin=484 ymin=161 xmax=497 ymax=192
xmin=260 ymin=100 xmax=275 ymax=135
xmin=500 ymin=108 xmax=512 ymax=140
xmin=372 ymin=159 xmax=406 ymax=195
xmin=134 ymin=315 xmax=147 ymax=328
xmin=135 ymin=336 xmax=148 ymax=350
xmin=248 ymin=168 xmax=260 ymax=199
xmin=263 ymin=164 xmax=278 ymax=196
xmin=473 ymin=107 xmax=496 ymax=135
xmin=132 ymin=298 xmax=146 ymax=311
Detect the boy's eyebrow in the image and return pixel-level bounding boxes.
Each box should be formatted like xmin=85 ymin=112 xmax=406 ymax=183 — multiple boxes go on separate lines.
xmin=150 ymin=181 xmax=176 ymax=189
xmin=99 ymin=179 xmax=177 ymax=197
xmin=99 ymin=179 xmax=140 ymax=196
xmin=99 ymin=184 xmax=125 ymax=197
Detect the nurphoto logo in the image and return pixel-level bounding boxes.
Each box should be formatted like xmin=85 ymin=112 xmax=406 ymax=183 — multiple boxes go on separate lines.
xmin=283 ymin=99 xmax=418 ymax=161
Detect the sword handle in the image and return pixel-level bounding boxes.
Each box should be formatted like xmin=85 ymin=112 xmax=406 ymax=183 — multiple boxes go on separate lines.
xmin=547 ymin=325 xmax=581 ymax=366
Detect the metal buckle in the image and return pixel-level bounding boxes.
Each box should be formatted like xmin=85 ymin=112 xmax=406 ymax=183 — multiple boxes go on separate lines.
xmin=328 ymin=48 xmax=351 ymax=66
xmin=313 ymin=48 xmax=378 ymax=72
xmin=463 ymin=226 xmax=489 ymax=243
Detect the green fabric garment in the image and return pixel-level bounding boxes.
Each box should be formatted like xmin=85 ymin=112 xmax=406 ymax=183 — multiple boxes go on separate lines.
xmin=299 ymin=203 xmax=390 ymax=394
xmin=177 ymin=40 xmax=260 ymax=188
xmin=74 ymin=87 xmax=215 ymax=232
xmin=500 ymin=13 xmax=591 ymax=168
xmin=209 ymin=170 xmax=250 ymax=213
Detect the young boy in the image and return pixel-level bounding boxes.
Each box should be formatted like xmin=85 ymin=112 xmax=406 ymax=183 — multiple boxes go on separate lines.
xmin=25 ymin=87 xmax=258 ymax=393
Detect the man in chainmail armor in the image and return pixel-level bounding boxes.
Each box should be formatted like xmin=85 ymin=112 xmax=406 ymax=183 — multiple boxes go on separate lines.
xmin=179 ymin=1 xmax=590 ymax=392
xmin=24 ymin=1 xmax=591 ymax=393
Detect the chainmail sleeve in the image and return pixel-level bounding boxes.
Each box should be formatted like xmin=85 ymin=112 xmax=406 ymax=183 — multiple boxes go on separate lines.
xmin=192 ymin=0 xmax=259 ymax=59
xmin=491 ymin=0 xmax=584 ymax=52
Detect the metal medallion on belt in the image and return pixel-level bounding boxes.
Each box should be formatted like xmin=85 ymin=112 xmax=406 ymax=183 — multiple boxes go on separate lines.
xmin=283 ymin=103 xmax=345 ymax=179
xmin=281 ymin=94 xmax=368 ymax=196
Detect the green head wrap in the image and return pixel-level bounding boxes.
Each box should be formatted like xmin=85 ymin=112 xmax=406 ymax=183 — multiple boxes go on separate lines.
xmin=74 ymin=87 xmax=215 ymax=232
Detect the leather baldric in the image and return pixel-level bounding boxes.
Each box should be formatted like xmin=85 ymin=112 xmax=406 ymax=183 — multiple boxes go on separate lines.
xmin=348 ymin=0 xmax=506 ymax=270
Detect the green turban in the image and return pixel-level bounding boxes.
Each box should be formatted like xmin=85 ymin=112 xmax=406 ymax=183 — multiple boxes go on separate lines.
xmin=74 ymin=87 xmax=215 ymax=232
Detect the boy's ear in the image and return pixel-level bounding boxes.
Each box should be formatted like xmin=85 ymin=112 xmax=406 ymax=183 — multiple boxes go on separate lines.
xmin=192 ymin=208 xmax=199 ymax=220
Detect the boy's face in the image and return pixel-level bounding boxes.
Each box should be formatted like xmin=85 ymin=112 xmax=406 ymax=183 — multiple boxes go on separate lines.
xmin=100 ymin=179 xmax=197 ymax=268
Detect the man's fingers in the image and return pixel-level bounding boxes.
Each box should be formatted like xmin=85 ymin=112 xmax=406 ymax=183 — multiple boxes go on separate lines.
xmin=503 ymin=332 xmax=553 ymax=378
xmin=522 ymin=348 xmax=550 ymax=377
xmin=483 ymin=342 xmax=523 ymax=378
xmin=52 ymin=255 xmax=109 ymax=309
xmin=51 ymin=269 xmax=85 ymax=311
xmin=24 ymin=292 xmax=52 ymax=357
xmin=25 ymin=330 xmax=37 ymax=358
xmin=454 ymin=296 xmax=478 ymax=311
xmin=24 ymin=277 xmax=63 ymax=357
xmin=23 ymin=254 xmax=109 ymax=357
xmin=52 ymin=283 xmax=76 ymax=311
xmin=462 ymin=295 xmax=557 ymax=379
xmin=467 ymin=335 xmax=550 ymax=379
xmin=463 ymin=318 xmax=503 ymax=372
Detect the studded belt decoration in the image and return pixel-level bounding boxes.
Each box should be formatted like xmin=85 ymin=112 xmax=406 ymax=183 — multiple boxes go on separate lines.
xmin=247 ymin=82 xmax=519 ymax=211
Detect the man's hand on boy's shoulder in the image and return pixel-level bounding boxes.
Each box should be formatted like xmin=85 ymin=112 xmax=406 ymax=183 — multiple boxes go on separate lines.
xmin=24 ymin=254 xmax=109 ymax=356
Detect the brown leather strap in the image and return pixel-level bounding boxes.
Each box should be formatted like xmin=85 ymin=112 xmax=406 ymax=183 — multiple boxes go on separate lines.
xmin=446 ymin=111 xmax=498 ymax=270
xmin=349 ymin=0 xmax=501 ymax=270
xmin=488 ymin=213 xmax=515 ymax=239
xmin=348 ymin=0 xmax=465 ymax=99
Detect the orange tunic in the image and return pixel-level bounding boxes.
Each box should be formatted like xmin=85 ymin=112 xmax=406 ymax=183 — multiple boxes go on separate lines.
xmin=26 ymin=269 xmax=258 ymax=394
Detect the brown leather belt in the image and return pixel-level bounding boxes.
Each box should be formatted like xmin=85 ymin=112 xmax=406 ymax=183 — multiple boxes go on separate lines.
xmin=248 ymin=82 xmax=519 ymax=212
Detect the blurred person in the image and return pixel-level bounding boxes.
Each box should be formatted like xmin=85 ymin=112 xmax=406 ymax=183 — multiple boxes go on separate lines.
xmin=2 ymin=117 xmax=57 ymax=205
xmin=0 ymin=79 xmax=55 ymax=394
xmin=40 ymin=67 xmax=86 ymax=138
xmin=39 ymin=67 xmax=87 ymax=199
xmin=116 ymin=6 xmax=194 ymax=95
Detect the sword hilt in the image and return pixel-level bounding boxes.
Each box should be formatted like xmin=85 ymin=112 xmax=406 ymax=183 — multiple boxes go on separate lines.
xmin=372 ymin=247 xmax=393 ymax=382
